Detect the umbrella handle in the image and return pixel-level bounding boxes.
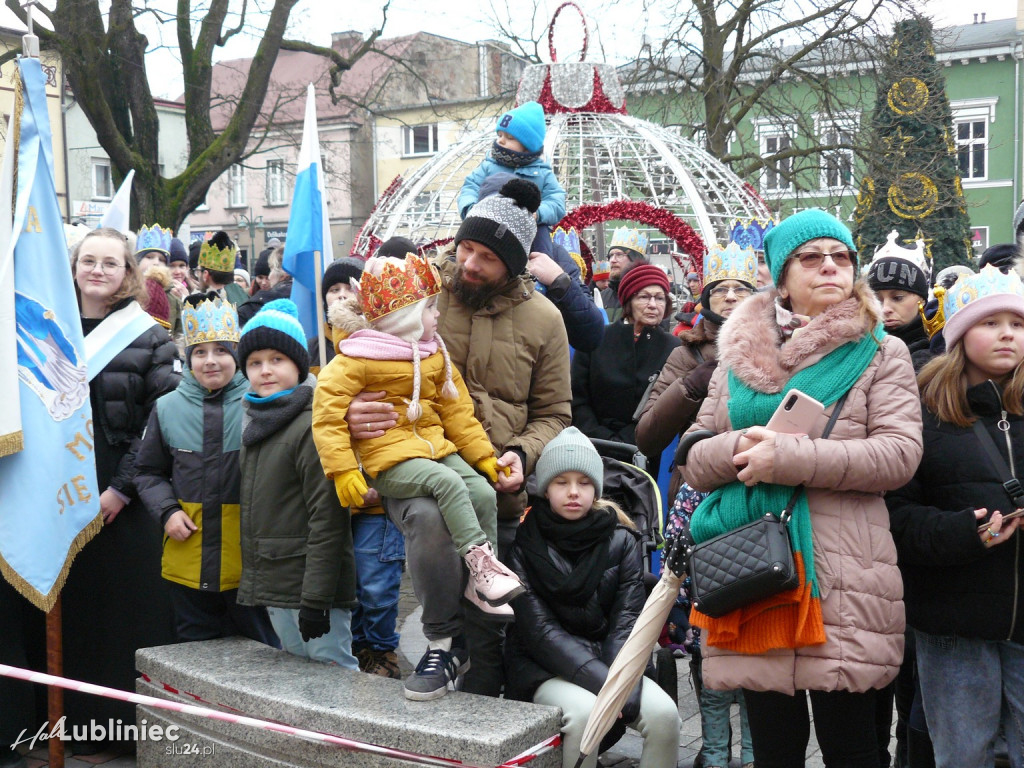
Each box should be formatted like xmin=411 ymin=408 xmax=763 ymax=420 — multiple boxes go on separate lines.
xmin=663 ymin=534 xmax=692 ymax=578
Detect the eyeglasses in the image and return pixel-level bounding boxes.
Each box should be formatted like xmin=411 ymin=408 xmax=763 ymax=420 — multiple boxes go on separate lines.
xmin=709 ymin=285 xmax=753 ymax=298
xmin=633 ymin=292 xmax=667 ymax=305
xmin=78 ymin=257 xmax=126 ymax=274
xmin=791 ymin=250 xmax=857 ymax=270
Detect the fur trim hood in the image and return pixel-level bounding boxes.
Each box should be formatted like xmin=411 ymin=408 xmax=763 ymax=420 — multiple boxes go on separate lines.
xmin=327 ymin=296 xmax=369 ymax=336
xmin=144 ymin=263 xmax=173 ymax=289
xmin=718 ymin=281 xmax=883 ymax=393
xmin=678 ymin=317 xmax=719 ymax=347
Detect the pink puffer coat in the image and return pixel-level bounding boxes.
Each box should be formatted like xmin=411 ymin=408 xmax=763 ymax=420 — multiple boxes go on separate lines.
xmin=682 ymin=284 xmax=922 ymax=695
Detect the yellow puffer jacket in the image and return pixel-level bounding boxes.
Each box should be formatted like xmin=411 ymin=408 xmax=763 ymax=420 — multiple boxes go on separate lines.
xmin=313 ymin=344 xmax=495 ymax=480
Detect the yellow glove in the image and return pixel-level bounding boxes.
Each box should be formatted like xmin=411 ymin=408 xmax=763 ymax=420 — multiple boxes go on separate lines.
xmin=475 ymin=456 xmax=510 ymax=483
xmin=334 ymin=470 xmax=369 ymax=508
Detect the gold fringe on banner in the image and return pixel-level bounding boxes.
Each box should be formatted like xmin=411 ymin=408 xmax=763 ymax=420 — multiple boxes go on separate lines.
xmin=0 ymin=513 xmax=103 ymax=612
xmin=0 ymin=430 xmax=23 ymax=457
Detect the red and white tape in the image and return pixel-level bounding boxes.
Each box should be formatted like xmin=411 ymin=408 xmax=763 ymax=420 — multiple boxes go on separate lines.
xmin=0 ymin=664 xmax=560 ymax=767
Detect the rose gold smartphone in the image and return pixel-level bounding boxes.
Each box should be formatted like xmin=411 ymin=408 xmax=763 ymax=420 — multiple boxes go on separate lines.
xmin=766 ymin=390 xmax=825 ymax=435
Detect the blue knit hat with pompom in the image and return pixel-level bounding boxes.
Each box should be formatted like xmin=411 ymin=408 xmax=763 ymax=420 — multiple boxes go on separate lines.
xmin=238 ymin=298 xmax=310 ymax=376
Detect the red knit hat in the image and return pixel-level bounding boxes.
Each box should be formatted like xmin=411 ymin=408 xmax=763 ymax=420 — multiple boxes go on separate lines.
xmin=618 ymin=264 xmax=670 ymax=305
xmin=144 ymin=277 xmax=170 ymax=325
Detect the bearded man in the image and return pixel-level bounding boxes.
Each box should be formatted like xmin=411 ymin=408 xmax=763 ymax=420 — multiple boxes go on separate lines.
xmin=343 ymin=179 xmax=571 ymax=700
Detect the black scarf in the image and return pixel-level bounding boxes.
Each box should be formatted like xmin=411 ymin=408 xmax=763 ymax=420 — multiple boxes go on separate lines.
xmin=490 ymin=141 xmax=542 ymax=169
xmin=242 ymin=380 xmax=314 ymax=446
xmin=516 ymin=499 xmax=616 ymax=606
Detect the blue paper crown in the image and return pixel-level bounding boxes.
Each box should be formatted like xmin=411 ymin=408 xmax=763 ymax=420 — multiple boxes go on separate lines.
xmin=943 ymin=265 xmax=1024 ymax=324
xmin=136 ymin=224 xmax=173 ymax=256
xmin=182 ymin=298 xmax=240 ymax=348
xmin=609 ymin=227 xmax=649 ymax=256
xmin=728 ymin=218 xmax=777 ymax=252
xmin=551 ymin=226 xmax=588 ymax=281
xmin=704 ymin=241 xmax=758 ymax=286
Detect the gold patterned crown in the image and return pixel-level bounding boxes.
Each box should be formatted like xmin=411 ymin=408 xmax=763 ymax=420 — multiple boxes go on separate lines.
xmin=358 ymin=253 xmax=442 ymax=324
xmin=943 ymin=265 xmax=1024 ymax=327
xmin=182 ymin=298 xmax=240 ymax=348
xmin=609 ymin=227 xmax=648 ymax=257
xmin=199 ymin=238 xmax=236 ymax=273
xmin=704 ymin=241 xmax=757 ymax=286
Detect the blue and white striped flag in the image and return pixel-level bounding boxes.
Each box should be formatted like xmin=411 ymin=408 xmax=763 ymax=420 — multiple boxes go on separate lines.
xmin=0 ymin=57 xmax=100 ymax=611
xmin=283 ymin=83 xmax=333 ymax=341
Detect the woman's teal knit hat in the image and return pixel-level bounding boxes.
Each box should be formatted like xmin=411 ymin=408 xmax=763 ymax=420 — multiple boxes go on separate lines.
xmin=763 ymin=209 xmax=856 ymax=285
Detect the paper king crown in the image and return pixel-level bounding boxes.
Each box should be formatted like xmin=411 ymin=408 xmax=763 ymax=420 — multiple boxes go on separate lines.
xmin=199 ymin=238 xmax=236 ymax=273
xmin=943 ymin=265 xmax=1024 ymax=326
xmin=182 ymin=298 xmax=240 ymax=348
xmin=552 ymin=226 xmax=587 ymax=282
xmin=358 ymin=253 xmax=443 ymax=324
xmin=136 ymin=224 xmax=173 ymax=256
xmin=609 ymin=227 xmax=649 ymax=257
xmin=704 ymin=241 xmax=758 ymax=286
xmin=729 ymin=218 xmax=776 ymax=252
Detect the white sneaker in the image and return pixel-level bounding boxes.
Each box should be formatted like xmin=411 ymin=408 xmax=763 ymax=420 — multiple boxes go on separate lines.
xmin=463 ymin=542 xmax=525 ymax=606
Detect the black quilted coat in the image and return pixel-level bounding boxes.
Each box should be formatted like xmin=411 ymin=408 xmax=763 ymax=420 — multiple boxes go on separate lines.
xmin=504 ymin=507 xmax=646 ymax=704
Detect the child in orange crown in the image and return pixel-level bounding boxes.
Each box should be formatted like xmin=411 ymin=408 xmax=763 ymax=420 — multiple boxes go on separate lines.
xmin=312 ymin=253 xmax=523 ymax=626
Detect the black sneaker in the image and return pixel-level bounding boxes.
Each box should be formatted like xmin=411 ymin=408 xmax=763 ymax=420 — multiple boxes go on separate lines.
xmin=403 ymin=637 xmax=470 ymax=701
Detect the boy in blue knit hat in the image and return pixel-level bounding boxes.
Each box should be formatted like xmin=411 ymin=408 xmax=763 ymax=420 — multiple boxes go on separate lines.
xmin=457 ymin=100 xmax=566 ymax=261
xmin=235 ymin=299 xmax=358 ymax=668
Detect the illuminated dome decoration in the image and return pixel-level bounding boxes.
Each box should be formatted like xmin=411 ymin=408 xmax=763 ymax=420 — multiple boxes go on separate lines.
xmin=352 ymin=3 xmax=772 ymax=276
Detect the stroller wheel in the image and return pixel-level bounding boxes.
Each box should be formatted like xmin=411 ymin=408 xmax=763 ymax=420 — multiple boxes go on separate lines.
xmin=654 ymin=646 xmax=679 ymax=704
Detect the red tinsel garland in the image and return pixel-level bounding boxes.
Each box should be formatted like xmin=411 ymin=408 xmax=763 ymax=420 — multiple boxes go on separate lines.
xmin=536 ymin=68 xmax=626 ymax=115
xmin=547 ymin=2 xmax=588 ymax=63
xmin=557 ymin=200 xmax=707 ymax=277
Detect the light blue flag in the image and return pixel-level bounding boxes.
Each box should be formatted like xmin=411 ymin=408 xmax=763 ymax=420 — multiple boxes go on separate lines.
xmin=283 ymin=83 xmax=333 ymax=342
xmin=0 ymin=58 xmax=100 ymax=611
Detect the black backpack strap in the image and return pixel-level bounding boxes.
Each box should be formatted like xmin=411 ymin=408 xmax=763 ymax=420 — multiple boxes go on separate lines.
xmin=971 ymin=421 xmax=1024 ymax=507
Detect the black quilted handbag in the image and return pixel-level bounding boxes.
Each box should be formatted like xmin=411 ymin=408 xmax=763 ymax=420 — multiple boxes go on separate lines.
xmin=687 ymin=392 xmax=847 ymax=619
xmin=688 ymin=508 xmax=798 ymax=618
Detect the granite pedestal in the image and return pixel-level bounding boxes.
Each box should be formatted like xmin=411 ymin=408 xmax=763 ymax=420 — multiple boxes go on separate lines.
xmin=135 ymin=638 xmax=561 ymax=768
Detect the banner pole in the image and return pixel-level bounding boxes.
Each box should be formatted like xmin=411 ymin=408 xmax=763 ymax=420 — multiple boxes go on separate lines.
xmin=313 ymin=249 xmax=327 ymax=370
xmin=46 ymin=596 xmax=65 ymax=768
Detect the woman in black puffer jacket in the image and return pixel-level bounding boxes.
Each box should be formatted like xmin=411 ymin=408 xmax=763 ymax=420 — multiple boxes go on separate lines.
xmin=62 ymin=228 xmax=181 ymax=747
xmin=504 ymin=427 xmax=680 ymax=768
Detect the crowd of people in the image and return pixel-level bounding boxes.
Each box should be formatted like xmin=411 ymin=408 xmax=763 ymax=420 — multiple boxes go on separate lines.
xmin=2 ymin=99 xmax=1024 ymax=768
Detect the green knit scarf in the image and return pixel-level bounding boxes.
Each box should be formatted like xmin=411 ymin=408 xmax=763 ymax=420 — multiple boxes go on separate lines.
xmin=689 ymin=324 xmax=884 ymax=601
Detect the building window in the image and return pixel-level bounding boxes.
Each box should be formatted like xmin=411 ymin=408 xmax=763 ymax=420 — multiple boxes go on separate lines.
xmin=265 ymin=160 xmax=287 ymax=206
xmin=758 ymin=127 xmax=793 ymax=193
xmin=92 ymin=160 xmax=112 ymax=200
xmin=228 ymin=164 xmax=246 ymax=208
xmin=820 ymin=119 xmax=856 ymax=190
xmin=955 ymin=119 xmax=987 ymax=180
xmin=402 ymin=124 xmax=439 ymax=156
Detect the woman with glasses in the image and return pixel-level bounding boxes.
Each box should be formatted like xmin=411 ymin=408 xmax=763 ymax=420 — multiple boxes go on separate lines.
xmin=60 ymin=227 xmax=181 ymax=752
xmin=571 ymin=263 xmax=680 ymax=471
xmin=679 ymin=209 xmax=923 ymax=767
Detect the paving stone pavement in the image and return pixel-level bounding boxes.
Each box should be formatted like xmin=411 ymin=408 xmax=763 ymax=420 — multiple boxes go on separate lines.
xmin=395 ymin=568 xmax=841 ymax=768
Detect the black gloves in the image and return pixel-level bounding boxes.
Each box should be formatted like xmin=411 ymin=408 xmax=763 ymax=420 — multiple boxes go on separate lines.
xmin=682 ymin=359 xmax=719 ymax=401
xmin=298 ymin=606 xmax=330 ymax=642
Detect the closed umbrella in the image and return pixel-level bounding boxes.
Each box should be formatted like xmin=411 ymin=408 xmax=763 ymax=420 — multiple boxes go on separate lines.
xmin=574 ymin=537 xmax=689 ymax=768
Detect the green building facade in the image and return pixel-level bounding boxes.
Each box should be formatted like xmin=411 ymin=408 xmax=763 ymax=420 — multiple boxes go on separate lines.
xmin=624 ymin=15 xmax=1024 ymax=256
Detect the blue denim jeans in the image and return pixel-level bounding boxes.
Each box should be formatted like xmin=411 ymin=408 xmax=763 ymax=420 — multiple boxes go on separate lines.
xmin=700 ymin=686 xmax=753 ymax=766
xmin=266 ymin=607 xmax=358 ymax=670
xmin=915 ymin=629 xmax=1024 ymax=768
xmin=351 ymin=513 xmax=405 ymax=652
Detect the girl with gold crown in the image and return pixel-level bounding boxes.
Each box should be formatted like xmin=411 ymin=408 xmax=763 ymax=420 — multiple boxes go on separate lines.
xmin=888 ymin=266 xmax=1024 ymax=768
xmin=312 ymin=254 xmax=525 ymax=640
